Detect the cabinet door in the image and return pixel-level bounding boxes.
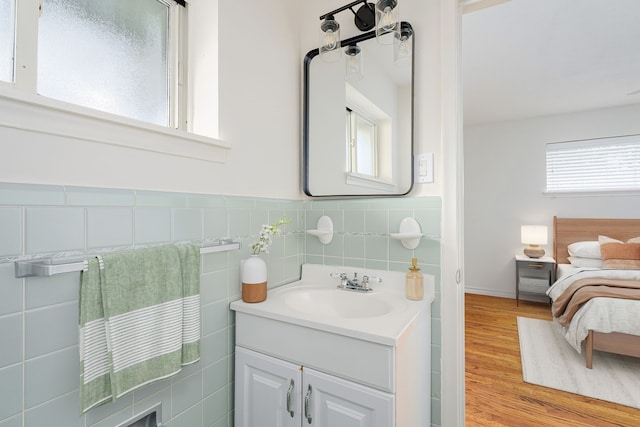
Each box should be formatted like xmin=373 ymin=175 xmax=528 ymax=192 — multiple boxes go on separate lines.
xmin=302 ymin=367 xmax=394 ymax=427
xmin=235 ymin=347 xmax=302 ymax=427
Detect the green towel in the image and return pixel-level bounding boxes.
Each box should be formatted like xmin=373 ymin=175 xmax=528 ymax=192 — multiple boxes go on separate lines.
xmin=79 ymin=257 xmax=112 ymax=411
xmin=79 ymin=244 xmax=200 ymax=413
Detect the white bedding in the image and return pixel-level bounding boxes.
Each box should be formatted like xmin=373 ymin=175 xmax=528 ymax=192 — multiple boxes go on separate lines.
xmin=546 ymin=265 xmax=640 ymax=352
xmin=555 ymin=263 xmax=581 ymax=280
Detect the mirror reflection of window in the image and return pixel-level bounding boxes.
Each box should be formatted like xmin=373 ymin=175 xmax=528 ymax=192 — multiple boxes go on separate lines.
xmin=347 ymin=108 xmax=378 ymax=177
xmin=0 ymin=0 xmax=15 ymax=83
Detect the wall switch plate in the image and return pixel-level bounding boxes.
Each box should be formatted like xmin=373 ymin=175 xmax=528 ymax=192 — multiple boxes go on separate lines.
xmin=415 ymin=153 xmax=434 ymax=183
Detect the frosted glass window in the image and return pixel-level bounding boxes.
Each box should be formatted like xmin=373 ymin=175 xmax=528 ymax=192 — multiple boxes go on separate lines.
xmin=546 ymin=134 xmax=640 ymax=192
xmin=38 ymin=0 xmax=169 ymax=126
xmin=0 ymin=0 xmax=15 ymax=82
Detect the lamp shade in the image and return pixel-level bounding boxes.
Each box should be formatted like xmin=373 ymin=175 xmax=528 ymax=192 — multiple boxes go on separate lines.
xmin=521 ymin=225 xmax=548 ymax=245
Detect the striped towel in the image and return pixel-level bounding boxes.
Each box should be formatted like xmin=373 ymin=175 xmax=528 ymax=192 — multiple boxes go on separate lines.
xmin=79 ymin=244 xmax=200 ymax=413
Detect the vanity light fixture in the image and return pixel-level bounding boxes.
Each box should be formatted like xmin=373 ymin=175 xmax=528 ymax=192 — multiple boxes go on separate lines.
xmin=318 ymin=1 xmax=403 ymax=62
xmin=345 ymin=45 xmax=364 ymax=81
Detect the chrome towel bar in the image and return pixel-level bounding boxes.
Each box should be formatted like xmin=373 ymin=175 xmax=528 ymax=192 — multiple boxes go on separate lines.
xmin=15 ymin=257 xmax=88 ymax=278
xmin=14 ymin=239 xmax=241 ymax=278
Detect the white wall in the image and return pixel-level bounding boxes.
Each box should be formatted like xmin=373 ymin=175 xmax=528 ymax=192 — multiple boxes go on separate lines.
xmin=464 ymin=103 xmax=640 ymax=298
xmin=0 ymin=0 xmax=302 ymax=199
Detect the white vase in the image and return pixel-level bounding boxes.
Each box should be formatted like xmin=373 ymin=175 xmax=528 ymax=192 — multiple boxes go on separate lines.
xmin=241 ymin=255 xmax=267 ymax=303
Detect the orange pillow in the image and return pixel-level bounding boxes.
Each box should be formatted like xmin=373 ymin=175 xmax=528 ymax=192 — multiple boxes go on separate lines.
xmin=599 ymin=235 xmax=640 ymax=269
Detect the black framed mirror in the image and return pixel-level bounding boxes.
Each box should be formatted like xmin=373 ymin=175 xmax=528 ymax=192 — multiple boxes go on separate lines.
xmin=303 ymin=22 xmax=414 ymax=197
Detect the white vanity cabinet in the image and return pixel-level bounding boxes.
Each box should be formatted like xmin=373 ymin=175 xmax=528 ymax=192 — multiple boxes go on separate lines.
xmin=235 ymin=346 xmax=393 ymax=427
xmin=230 ymin=264 xmax=434 ymax=427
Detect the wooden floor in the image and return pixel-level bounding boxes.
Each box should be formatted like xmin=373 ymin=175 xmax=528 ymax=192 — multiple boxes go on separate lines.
xmin=465 ymin=293 xmax=640 ymax=426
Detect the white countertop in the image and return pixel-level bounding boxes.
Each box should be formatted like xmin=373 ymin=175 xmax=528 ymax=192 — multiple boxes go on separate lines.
xmin=516 ymin=254 xmax=555 ymax=263
xmin=230 ymin=263 xmax=434 ymax=346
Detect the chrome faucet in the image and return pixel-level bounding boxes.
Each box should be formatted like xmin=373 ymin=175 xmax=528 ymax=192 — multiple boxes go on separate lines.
xmin=331 ymin=272 xmax=382 ymax=293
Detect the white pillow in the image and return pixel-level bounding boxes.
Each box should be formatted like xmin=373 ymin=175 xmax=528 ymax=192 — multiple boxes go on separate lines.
xmin=567 ymin=256 xmax=603 ymax=269
xmin=567 ymin=241 xmax=601 ymax=259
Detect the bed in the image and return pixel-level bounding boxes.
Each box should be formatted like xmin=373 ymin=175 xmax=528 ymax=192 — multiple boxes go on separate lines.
xmin=548 ymin=216 xmax=640 ymax=368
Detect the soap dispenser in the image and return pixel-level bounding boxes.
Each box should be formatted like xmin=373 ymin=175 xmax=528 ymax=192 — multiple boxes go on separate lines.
xmin=406 ymin=258 xmax=424 ymax=300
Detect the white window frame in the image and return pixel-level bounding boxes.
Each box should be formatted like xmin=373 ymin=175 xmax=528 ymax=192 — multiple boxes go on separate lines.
xmin=0 ymin=0 xmax=228 ymax=163
xmin=545 ymin=134 xmax=640 ymax=196
xmin=343 ymin=83 xmax=395 ymax=190
xmin=347 ymin=108 xmax=378 ymax=177
xmin=345 ymin=108 xmax=395 ymax=191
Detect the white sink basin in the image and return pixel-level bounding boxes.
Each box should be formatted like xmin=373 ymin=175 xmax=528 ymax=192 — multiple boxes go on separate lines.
xmin=279 ymin=285 xmax=395 ymax=318
xmin=230 ymin=264 xmax=434 ymax=345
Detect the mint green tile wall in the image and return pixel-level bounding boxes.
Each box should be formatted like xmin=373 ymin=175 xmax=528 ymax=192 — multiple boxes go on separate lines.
xmin=304 ymin=197 xmax=442 ymax=427
xmin=0 ymin=183 xmax=442 ymax=427
xmin=0 ymin=183 xmax=304 ymax=427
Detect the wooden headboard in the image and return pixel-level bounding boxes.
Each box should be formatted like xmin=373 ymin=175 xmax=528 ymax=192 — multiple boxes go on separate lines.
xmin=553 ymin=216 xmax=640 ymax=264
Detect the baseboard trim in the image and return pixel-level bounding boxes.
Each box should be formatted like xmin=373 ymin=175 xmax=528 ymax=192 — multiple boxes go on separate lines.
xmin=464 ymin=286 xmax=513 ymax=299
xmin=464 ymin=287 xmax=550 ymax=304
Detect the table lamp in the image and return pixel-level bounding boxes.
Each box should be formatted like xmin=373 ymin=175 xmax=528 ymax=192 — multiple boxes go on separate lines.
xmin=521 ymin=225 xmax=547 ymax=258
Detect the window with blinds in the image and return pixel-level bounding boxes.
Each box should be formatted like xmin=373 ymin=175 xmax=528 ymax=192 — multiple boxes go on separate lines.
xmin=546 ymin=134 xmax=640 ymax=192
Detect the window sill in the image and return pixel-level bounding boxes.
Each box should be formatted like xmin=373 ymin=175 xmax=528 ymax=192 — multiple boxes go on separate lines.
xmin=0 ymin=87 xmax=230 ymax=163
xmin=543 ymin=190 xmax=640 ymax=198
xmin=345 ymin=173 xmax=396 ymax=191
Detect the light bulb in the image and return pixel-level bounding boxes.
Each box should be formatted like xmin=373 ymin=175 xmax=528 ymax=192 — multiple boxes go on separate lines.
xmin=375 ymin=0 xmax=399 ymax=44
xmin=394 ymin=27 xmax=412 ymax=65
xmin=324 ymin=29 xmax=337 ymax=50
xmin=399 ymin=38 xmax=409 ymax=55
xmin=347 ymin=57 xmax=359 ymax=73
xmin=344 ymin=45 xmax=363 ymax=81
xmin=381 ymin=7 xmax=395 ymax=30
xmin=320 ymin=16 xmax=341 ymax=62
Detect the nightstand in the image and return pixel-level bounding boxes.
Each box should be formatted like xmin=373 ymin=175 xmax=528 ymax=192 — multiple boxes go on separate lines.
xmin=515 ymin=255 xmax=556 ymax=306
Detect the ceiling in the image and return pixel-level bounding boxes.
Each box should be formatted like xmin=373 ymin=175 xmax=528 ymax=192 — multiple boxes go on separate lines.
xmin=462 ymin=0 xmax=640 ymax=126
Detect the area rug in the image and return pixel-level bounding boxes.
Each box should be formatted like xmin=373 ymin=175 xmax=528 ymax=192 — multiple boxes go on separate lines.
xmin=517 ymin=316 xmax=640 ymax=409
